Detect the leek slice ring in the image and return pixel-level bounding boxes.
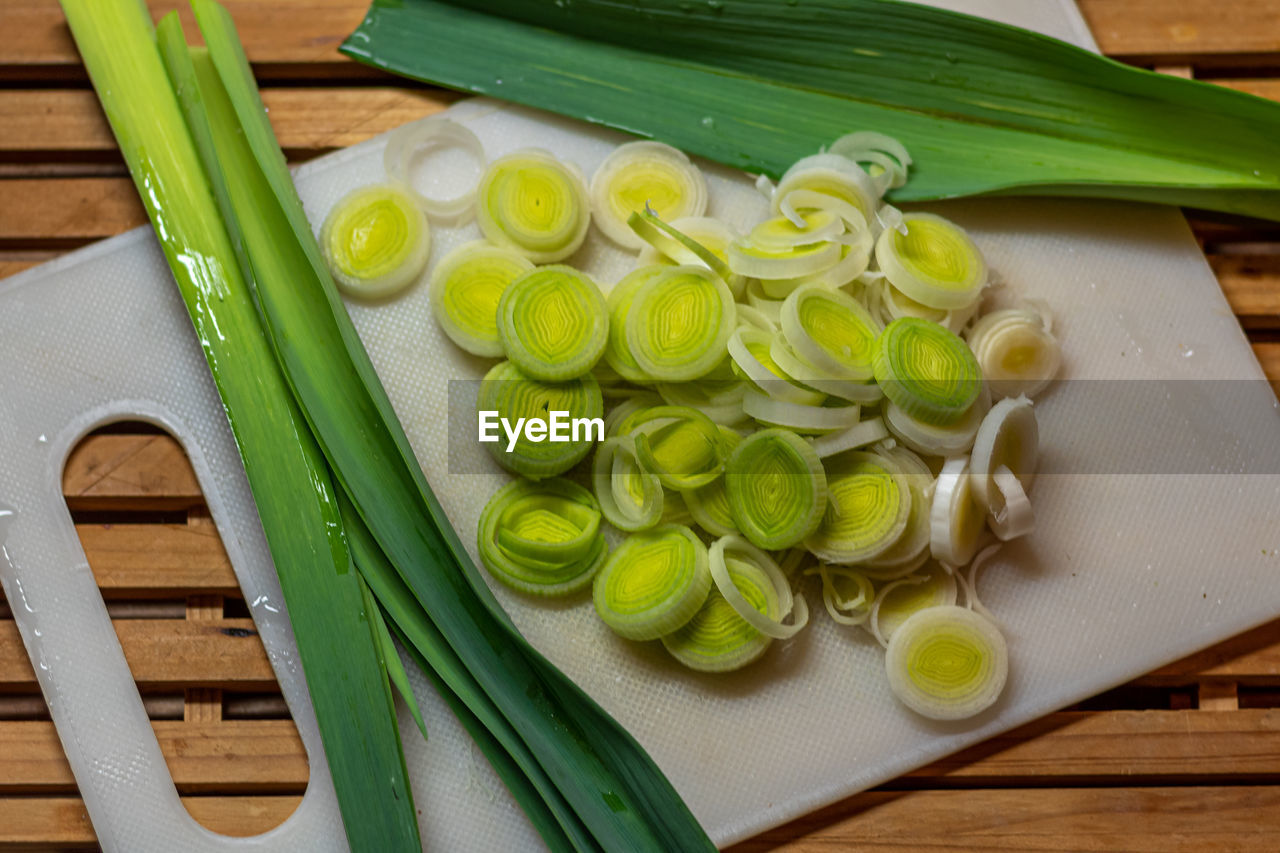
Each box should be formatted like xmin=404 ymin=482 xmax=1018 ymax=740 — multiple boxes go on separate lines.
xmin=592 ymin=141 xmax=708 ymax=250
xmin=876 ymin=212 xmax=987 ymax=310
xmin=603 ymin=265 xmax=668 ymax=383
xmin=969 ymin=394 xmax=1039 ymax=512
xmin=382 ymin=116 xmax=486 ymax=223
xmin=628 ymin=405 xmax=726 ymax=490
xmin=770 ymin=153 xmax=878 ymax=223
xmin=930 ymin=456 xmax=987 ymax=566
xmin=729 ymin=327 xmax=826 ymax=407
xmin=742 ymin=389 xmax=860 ymax=434
xmin=728 ymin=237 xmax=841 ymax=281
xmin=662 ymin=557 xmax=777 ymax=673
xmin=768 ymin=336 xmax=885 ymax=404
xmin=884 ymin=381 xmax=991 ymax=458
xmin=477 ymin=360 xmax=603 ymax=479
xmin=809 ymin=416 xmax=890 ymax=458
xmin=477 ymin=149 xmax=591 ymax=262
xmin=781 ymin=282 xmax=883 ymax=381
xmin=429 ymin=240 xmax=534 ymax=357
xmin=636 ymin=216 xmax=744 ymax=297
xmin=497 ymin=265 xmax=609 ymax=381
xmin=868 ymin=563 xmax=958 ymax=647
xmin=708 ymin=535 xmax=809 ymax=640
xmin=805 ymin=563 xmax=875 ymax=626
xmin=683 ymin=427 xmax=744 ymax=538
xmin=320 ymin=182 xmax=431 ymax=299
xmin=593 ymin=435 xmax=664 ymax=532
xmin=966 ymin=306 xmax=1062 ymax=398
xmin=875 ymin=317 xmax=983 ymax=426
xmin=625 ymin=265 xmax=736 ymax=381
xmin=885 ymin=605 xmax=1008 ymax=720
xmin=806 ymin=451 xmax=910 ymax=564
xmin=862 ymin=445 xmax=935 ymax=570
xmin=593 ymin=524 xmax=711 ymax=641
xmin=828 ymin=131 xmax=913 ymax=194
xmin=725 ymin=428 xmax=828 ymax=550
xmin=627 ymin=210 xmax=733 ymax=284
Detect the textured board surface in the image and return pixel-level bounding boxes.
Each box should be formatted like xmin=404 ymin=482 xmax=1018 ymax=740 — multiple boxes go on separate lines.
xmin=1 ymin=1 xmax=1279 ymax=850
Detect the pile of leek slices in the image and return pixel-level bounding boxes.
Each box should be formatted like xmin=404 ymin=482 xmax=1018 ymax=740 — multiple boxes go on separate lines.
xmin=323 ymin=118 xmax=1062 ymax=721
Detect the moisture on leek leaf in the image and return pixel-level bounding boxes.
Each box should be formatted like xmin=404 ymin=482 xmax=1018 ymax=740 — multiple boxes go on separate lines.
xmin=592 ymin=141 xmax=708 ymax=249
xmin=625 ymin=264 xmax=736 ymax=381
xmin=430 ymin=240 xmax=534 ymax=357
xmin=726 ymin=428 xmax=827 ymax=550
xmin=477 ymin=360 xmax=603 ymax=478
xmin=885 ymin=605 xmax=1008 ymax=720
xmin=497 ymin=264 xmax=609 ymax=380
xmin=806 ymin=450 xmax=910 ymax=564
xmin=478 ymin=478 xmax=607 ymax=595
xmin=593 ymin=524 xmax=711 ymax=641
xmin=875 ymin=317 xmax=983 ymax=426
xmin=477 ymin=148 xmax=591 ymax=262
xmin=320 ymin=182 xmax=431 ymax=299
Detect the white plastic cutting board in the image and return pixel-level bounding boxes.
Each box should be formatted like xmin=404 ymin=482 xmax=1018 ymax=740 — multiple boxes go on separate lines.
xmin=2 ymin=2 xmax=1279 ymax=851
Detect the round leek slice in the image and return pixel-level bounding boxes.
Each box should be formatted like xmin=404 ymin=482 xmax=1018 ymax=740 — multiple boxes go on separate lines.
xmin=806 ymin=451 xmax=910 ymax=564
xmin=626 ymin=265 xmax=736 ymax=381
xmin=884 ymin=382 xmax=991 ymax=458
xmin=497 ymin=265 xmax=608 ymax=381
xmin=930 ymin=456 xmax=987 ymax=566
xmin=725 ymin=429 xmax=828 ymax=550
xmin=603 ymin=265 xmax=667 ymax=383
xmin=593 ymin=524 xmax=711 ymax=641
xmin=885 ymin=605 xmax=1008 ymax=720
xmin=593 ymin=435 xmax=663 ymax=532
xmin=591 ymin=141 xmax=708 ymax=249
xmin=805 ymin=563 xmax=875 ymax=626
xmin=863 ymin=446 xmax=934 ymax=570
xmin=382 ymin=116 xmax=486 ymax=223
xmin=869 ymin=563 xmax=958 ymax=647
xmin=875 ymin=212 xmax=987 ymax=310
xmin=966 ymin=307 xmax=1061 ymax=398
xmin=742 ymin=389 xmax=860 ymax=434
xmin=782 ymin=282 xmax=882 ymax=381
xmin=320 ymin=183 xmax=431 ymax=299
xmin=708 ymin=536 xmax=809 ymax=639
xmin=770 ymin=153 xmax=878 ymax=223
xmin=629 ymin=405 xmax=725 ymax=490
xmin=970 ymin=395 xmax=1038 ymax=512
xmin=809 ymin=416 xmax=890 ymax=458
xmin=768 ymin=336 xmax=885 ymax=404
xmin=749 ymin=211 xmax=844 ymax=252
xmin=477 ymin=478 xmax=606 ymax=595
xmin=875 ymin=317 xmax=982 ymax=426
xmin=662 ymin=558 xmax=777 ymax=672
xmin=430 ymin=240 xmax=534 ymax=357
xmin=729 ymin=328 xmax=826 ymax=407
xmin=477 ymin=360 xmax=603 ymax=479
xmin=683 ymin=427 xmax=743 ymax=538
xmin=477 ymin=149 xmax=590 ymax=262
xmin=827 ymin=131 xmax=912 ymax=194
xmin=656 ymin=379 xmax=746 ymax=427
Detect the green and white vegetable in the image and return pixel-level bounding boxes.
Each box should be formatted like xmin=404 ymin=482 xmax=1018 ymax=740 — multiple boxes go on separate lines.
xmin=497 ymin=264 xmax=608 ymax=380
xmin=320 ymin=183 xmax=431 ymax=299
xmin=429 ymin=240 xmax=534 ymax=356
xmin=591 ymin=141 xmax=708 ymax=249
xmin=807 ymin=451 xmax=910 ymax=564
xmin=967 ymin=306 xmax=1062 ymax=398
xmin=930 ymin=457 xmax=988 ymax=566
xmin=593 ymin=435 xmax=664 ymax=532
xmin=725 ymin=428 xmax=828 ymax=550
xmin=885 ymin=606 xmax=1008 ymax=720
xmin=625 ymin=265 xmax=736 ymax=381
xmin=593 ymin=525 xmax=711 ymax=641
xmin=478 ymin=478 xmax=607 ymax=595
xmin=709 ymin=536 xmax=809 ymax=639
xmin=868 ymin=563 xmax=958 ymax=647
xmin=477 ymin=149 xmax=591 ymax=262
xmin=477 ymin=360 xmax=603 ymax=478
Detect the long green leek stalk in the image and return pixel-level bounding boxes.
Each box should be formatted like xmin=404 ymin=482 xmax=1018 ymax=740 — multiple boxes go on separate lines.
xmin=57 ymin=2 xmax=421 ymax=850
xmin=342 ymin=0 xmax=1280 ymax=221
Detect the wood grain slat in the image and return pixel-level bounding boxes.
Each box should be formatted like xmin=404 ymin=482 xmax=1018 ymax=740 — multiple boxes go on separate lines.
xmin=76 ymin=522 xmax=238 ymax=597
xmin=1136 ymin=618 xmax=1280 ymax=686
xmin=0 ymin=178 xmax=143 ymax=248
xmin=0 ymin=720 xmax=307 ymax=794
xmin=61 ymin=434 xmax=203 ymax=510
xmin=1077 ymin=0 xmax=1280 ymax=64
xmin=1254 ymin=342 xmax=1280 ymax=394
xmin=0 ymin=619 xmax=275 ymax=689
xmin=1210 ymin=254 xmax=1280 ymax=330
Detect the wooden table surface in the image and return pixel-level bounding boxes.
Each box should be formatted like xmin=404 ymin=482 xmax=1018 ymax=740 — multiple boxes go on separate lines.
xmin=2 ymin=1 xmax=1279 ymax=850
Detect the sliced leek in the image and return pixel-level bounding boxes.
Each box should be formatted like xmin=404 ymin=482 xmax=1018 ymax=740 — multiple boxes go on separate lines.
xmin=603 ymin=265 xmax=667 ymax=383
xmin=728 ymin=236 xmax=841 ymax=281
xmin=625 ymin=265 xmax=736 ymax=381
xmin=683 ymin=427 xmax=743 ymax=538
xmin=805 ymin=563 xmax=875 ymax=626
xmin=477 ymin=149 xmax=591 ymax=262
xmin=781 ymin=282 xmax=882 ymax=381
xmin=629 ymin=405 xmax=725 ymax=490
xmin=828 ymin=131 xmax=912 ymax=195
xmin=868 ymin=563 xmax=958 ymax=647
xmin=430 ymin=240 xmax=534 ymax=357
xmin=884 ymin=382 xmax=991 ymax=458
xmin=768 ymin=335 xmax=885 ymax=404
xmin=592 ymin=141 xmax=708 ymax=249
xmin=724 ymin=428 xmax=828 ymax=550
xmin=661 ymin=558 xmax=776 ymax=673
xmin=383 ymin=115 xmax=486 ymax=223
xmin=729 ymin=327 xmax=827 ymax=407
xmin=477 ymin=360 xmax=603 ymax=479
xmin=627 ymin=209 xmax=733 ymax=283
xmin=593 ymin=524 xmax=711 ymax=641
xmin=593 ymin=435 xmax=664 ymax=532
xmin=876 ymin=212 xmax=987 ymax=310
xmin=478 ymin=478 xmax=607 ymax=595
xmin=970 ymin=395 xmax=1039 ymax=514
xmin=862 ymin=445 xmax=934 ymax=570
xmin=885 ymin=606 xmax=1008 ymax=720
xmin=809 ymin=416 xmax=889 ymax=458
xmin=875 ymin=317 xmax=983 ymax=426
xmin=967 ymin=306 xmax=1061 ymax=398
xmin=770 ymin=153 xmax=877 ymax=223
xmin=930 ymin=456 xmax=987 ymax=566
xmin=708 ymin=535 xmax=809 ymax=639
xmin=604 ymin=391 xmax=664 ymax=437
xmin=742 ymin=389 xmax=860 ymax=434
xmin=636 ymin=216 xmax=744 ymax=297
xmin=320 ymin=182 xmax=431 ymax=299
xmin=497 ymin=265 xmax=609 ymax=381
xmin=806 ymin=451 xmax=910 ymax=564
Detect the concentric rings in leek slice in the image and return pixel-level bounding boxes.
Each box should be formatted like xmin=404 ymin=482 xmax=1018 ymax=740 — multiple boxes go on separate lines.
xmin=320 ymin=182 xmax=431 ymax=299
xmin=863 ymin=446 xmax=934 ymax=570
xmin=966 ymin=306 xmax=1061 ymax=399
xmin=497 ymin=265 xmax=608 ymax=381
xmin=628 ymin=405 xmax=725 ymax=490
xmin=876 ymin=212 xmax=987 ymax=310
xmin=749 ymin=211 xmax=844 ymax=252
xmin=806 ymin=450 xmax=910 ymax=564
xmin=602 ymin=265 xmax=667 ymax=383
xmin=591 ymin=141 xmax=708 ymax=249
xmin=708 ymin=536 xmax=809 ymax=639
xmin=382 ymin=116 xmax=486 ymax=223
xmin=477 ymin=360 xmax=603 ymax=479
xmin=869 ymin=562 xmax=958 ymax=646
xmin=477 ymin=149 xmax=591 ymax=262
xmin=593 ymin=435 xmax=664 ymax=532
xmin=884 ymin=381 xmax=990 ymax=458
xmin=729 ymin=327 xmax=826 ymax=407
xmin=770 ymin=153 xmax=878 ymax=223
xmin=593 ymin=524 xmax=711 ymax=641
xmin=726 ymin=429 xmax=828 ymax=550
xmin=636 ymin=216 xmax=743 ymax=296
xmin=477 ymin=478 xmax=607 ymax=595
xmin=875 ymin=317 xmax=982 ymax=426
xmin=782 ymin=282 xmax=882 ymax=381
xmin=625 ymin=265 xmax=736 ymax=381
xmin=885 ymin=605 xmax=1008 ymax=720
xmin=662 ymin=557 xmax=777 ymax=673
xmin=429 ymin=240 xmax=534 ymax=357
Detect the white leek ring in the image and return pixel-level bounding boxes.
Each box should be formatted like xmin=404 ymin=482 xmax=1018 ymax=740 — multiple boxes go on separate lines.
xmin=875 ymin=212 xmax=987 ymax=310
xmin=591 ymin=141 xmax=708 ymax=249
xmin=477 ymin=149 xmax=590 ymax=263
xmin=708 ymin=535 xmax=809 ymax=640
xmin=382 ymin=116 xmax=486 ymax=223
xmin=930 ymin=457 xmax=987 ymax=566
xmin=430 ymin=240 xmax=533 ymax=357
xmin=320 ymin=183 xmax=431 ymax=299
xmin=885 ymin=605 xmax=1008 ymax=720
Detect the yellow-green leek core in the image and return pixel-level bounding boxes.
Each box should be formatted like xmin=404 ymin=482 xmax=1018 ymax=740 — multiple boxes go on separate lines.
xmin=726 ymin=428 xmax=827 ymax=550
xmin=478 ymin=478 xmax=607 ymax=596
xmin=862 ymin=447 xmax=934 ymax=571
xmin=885 ymin=605 xmax=1008 ymax=720
xmin=683 ymin=426 xmax=744 ymax=538
xmin=477 ymin=360 xmax=603 ymax=479
xmin=603 ymin=265 xmax=668 ymax=383
xmin=429 ymin=240 xmax=534 ymax=357
xmin=874 ymin=317 xmax=982 ymax=426
xmin=781 ymin=282 xmax=882 ymax=381
xmin=628 ymin=405 xmax=725 ymax=490
xmin=497 ymin=265 xmax=609 ymax=381
xmin=320 ymin=182 xmax=431 ymax=299
xmin=593 ymin=435 xmax=664 ymax=532
xmin=593 ymin=524 xmax=711 ymax=641
xmin=876 ymin=212 xmax=987 ymax=310
xmin=662 ymin=555 xmax=777 ymax=672
xmin=625 ymin=265 xmax=736 ymax=381
xmin=591 ymin=141 xmax=708 ymax=249
xmin=805 ymin=450 xmax=910 ymax=564
xmin=477 ymin=149 xmax=591 ymax=262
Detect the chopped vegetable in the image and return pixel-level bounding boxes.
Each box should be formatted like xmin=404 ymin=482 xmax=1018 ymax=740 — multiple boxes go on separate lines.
xmin=967 ymin=306 xmax=1062 ymax=398
xmin=782 ymin=282 xmax=882 ymax=381
xmin=930 ymin=457 xmax=988 ymax=566
xmin=725 ymin=429 xmax=828 ymax=550
xmin=885 ymin=605 xmax=1008 ymax=720
xmin=383 ymin=115 xmax=486 ymax=223
xmin=477 ymin=360 xmax=602 ymax=478
xmin=478 ymin=478 xmax=607 ymax=595
xmin=869 ymin=563 xmax=959 ymax=647
xmin=320 ymin=183 xmax=431 ymax=299
xmin=477 ymin=149 xmax=591 ymax=262
xmin=497 ymin=265 xmax=608 ymax=380
xmin=875 ymin=317 xmax=983 ymax=426
xmin=592 ymin=141 xmax=708 ymax=249
xmin=593 ymin=435 xmax=664 ymax=532
xmin=625 ymin=265 xmax=736 ymax=381
xmin=662 ymin=558 xmax=776 ymax=673
xmin=429 ymin=240 xmax=533 ymax=356
xmin=708 ymin=536 xmax=809 ymax=639
xmin=875 ymin=213 xmax=987 ymax=310
xmin=807 ymin=451 xmax=910 ymax=564
xmin=593 ymin=524 xmax=711 ymax=640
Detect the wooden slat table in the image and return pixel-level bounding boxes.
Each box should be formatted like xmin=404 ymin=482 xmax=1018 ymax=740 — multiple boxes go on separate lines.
xmin=1 ymin=1 xmax=1278 ymax=849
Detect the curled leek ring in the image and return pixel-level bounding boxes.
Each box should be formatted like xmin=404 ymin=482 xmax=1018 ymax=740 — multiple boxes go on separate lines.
xmin=885 ymin=605 xmax=1008 ymax=720
xmin=593 ymin=435 xmax=664 ymax=532
xmin=768 ymin=335 xmax=885 ymax=405
xmin=875 ymin=317 xmax=983 ymax=426
xmin=782 ymin=282 xmax=883 ymax=381
xmin=884 ymin=381 xmax=991 ymax=458
xmin=429 ymin=240 xmax=533 ymax=357
xmin=805 ymin=450 xmax=910 ymax=564
xmin=729 ymin=327 xmax=827 ymax=407
xmin=655 ymin=372 xmax=747 ymax=427
xmin=742 ymin=389 xmax=860 ymax=434
xmin=725 ymin=429 xmax=828 ymax=550
xmin=593 ymin=524 xmax=711 ymax=641
xmin=320 ymin=183 xmax=431 ymax=299
xmin=627 ymin=209 xmax=734 ymax=284
xmin=662 ymin=556 xmax=777 ymax=673
xmin=930 ymin=456 xmax=987 ymax=566
xmin=770 ymin=152 xmax=878 ymax=224
xmin=628 ymin=405 xmax=725 ymax=490
xmin=382 ymin=116 xmax=486 ymax=224
xmin=497 ymin=265 xmax=609 ymax=381
xmin=745 ymin=280 xmax=785 ymax=325
xmin=966 ymin=306 xmax=1062 ymax=399
xmin=684 ymin=427 xmax=744 ymax=538
xmin=591 ymin=141 xmax=708 ymax=249
xmin=875 ymin=212 xmax=987 ymax=310
xmin=604 ymin=391 xmax=664 ymax=438
xmin=625 ymin=265 xmax=736 ymax=382
xmin=477 ymin=478 xmax=607 ymax=596
xmin=636 ymin=216 xmax=744 ymax=298
xmin=477 ymin=149 xmax=591 ymax=262
xmin=969 ymin=395 xmax=1039 ymax=513
xmin=476 ymin=360 xmax=603 ymax=479
xmin=727 ymin=236 xmax=841 ymax=281
xmin=735 ymin=304 xmax=779 ymax=334
xmin=808 ymin=416 xmax=890 ymax=459
xmin=804 ymin=563 xmax=875 ymax=626
xmin=868 ymin=562 xmax=958 ymax=647
xmin=708 ymin=535 xmax=809 ymax=640
xmin=828 ymin=131 xmax=913 ymax=195
xmin=749 ymin=210 xmax=844 ymax=252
